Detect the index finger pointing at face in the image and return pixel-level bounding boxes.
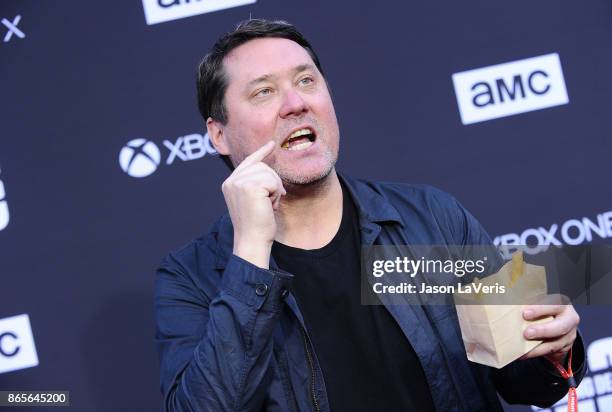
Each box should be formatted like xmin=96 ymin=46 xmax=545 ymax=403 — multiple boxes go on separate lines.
xmin=234 ymin=140 xmax=275 ymax=172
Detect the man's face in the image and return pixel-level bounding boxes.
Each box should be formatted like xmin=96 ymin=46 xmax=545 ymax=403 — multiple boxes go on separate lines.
xmin=217 ymin=37 xmax=340 ymax=185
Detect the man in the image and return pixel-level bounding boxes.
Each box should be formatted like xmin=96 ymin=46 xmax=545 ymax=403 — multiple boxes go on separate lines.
xmin=155 ymin=19 xmax=584 ymax=411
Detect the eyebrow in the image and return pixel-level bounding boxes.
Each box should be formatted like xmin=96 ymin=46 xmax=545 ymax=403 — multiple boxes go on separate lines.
xmin=244 ymin=64 xmax=317 ymax=90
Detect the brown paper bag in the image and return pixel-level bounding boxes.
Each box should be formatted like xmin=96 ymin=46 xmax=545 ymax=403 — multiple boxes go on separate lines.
xmin=453 ymin=252 xmax=552 ymax=368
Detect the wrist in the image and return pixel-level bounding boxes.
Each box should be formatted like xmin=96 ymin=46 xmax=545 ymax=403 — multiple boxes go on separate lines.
xmin=233 ymin=237 xmax=273 ymax=269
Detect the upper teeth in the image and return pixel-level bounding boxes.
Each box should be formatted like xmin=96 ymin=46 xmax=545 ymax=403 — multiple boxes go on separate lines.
xmin=289 ymin=128 xmax=312 ymax=139
xmin=282 ymin=128 xmax=313 ymax=148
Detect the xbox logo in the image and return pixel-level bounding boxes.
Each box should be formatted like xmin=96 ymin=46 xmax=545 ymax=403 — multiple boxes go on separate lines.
xmin=119 ymin=133 xmax=216 ymax=179
xmin=118 ymin=139 xmax=161 ymax=178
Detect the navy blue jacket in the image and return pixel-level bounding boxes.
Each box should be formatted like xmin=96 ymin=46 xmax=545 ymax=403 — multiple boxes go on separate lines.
xmin=155 ymin=174 xmax=585 ymax=411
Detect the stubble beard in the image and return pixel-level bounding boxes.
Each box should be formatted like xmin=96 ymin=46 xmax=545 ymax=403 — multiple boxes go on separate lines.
xmin=274 ymin=146 xmax=337 ymax=187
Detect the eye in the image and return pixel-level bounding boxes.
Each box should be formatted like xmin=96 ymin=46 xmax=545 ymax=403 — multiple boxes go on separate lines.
xmin=254 ymin=87 xmax=273 ymax=97
xmin=299 ymin=76 xmax=314 ymax=86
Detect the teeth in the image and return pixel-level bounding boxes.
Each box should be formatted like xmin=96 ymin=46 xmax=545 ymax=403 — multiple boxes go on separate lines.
xmin=289 ymin=128 xmax=312 ymax=139
xmin=281 ymin=128 xmax=314 ymax=148
xmin=287 ymin=141 xmax=313 ymax=151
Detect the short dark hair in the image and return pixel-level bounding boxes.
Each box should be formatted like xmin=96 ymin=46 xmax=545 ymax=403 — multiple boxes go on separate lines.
xmin=196 ymin=19 xmax=325 ymax=170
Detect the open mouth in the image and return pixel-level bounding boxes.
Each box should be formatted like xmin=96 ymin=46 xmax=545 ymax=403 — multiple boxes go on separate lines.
xmin=281 ymin=127 xmax=316 ymax=151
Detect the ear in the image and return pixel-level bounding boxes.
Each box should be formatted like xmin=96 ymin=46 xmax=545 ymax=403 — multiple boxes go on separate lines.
xmin=206 ymin=117 xmax=230 ymax=155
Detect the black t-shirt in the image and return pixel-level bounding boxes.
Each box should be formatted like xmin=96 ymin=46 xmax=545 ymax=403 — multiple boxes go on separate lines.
xmin=272 ymin=184 xmax=436 ymax=412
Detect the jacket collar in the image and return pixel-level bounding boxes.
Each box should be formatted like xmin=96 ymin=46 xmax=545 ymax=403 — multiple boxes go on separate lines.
xmin=214 ymin=171 xmax=403 ymax=270
xmin=337 ymin=173 xmax=403 ymax=226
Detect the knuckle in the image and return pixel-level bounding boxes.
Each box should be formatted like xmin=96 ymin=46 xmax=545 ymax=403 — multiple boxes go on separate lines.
xmin=541 ymin=343 xmax=553 ymax=354
xmin=235 ymin=179 xmax=252 ymax=190
xmin=561 ymin=324 xmax=572 ymax=336
xmin=543 ymin=327 xmax=554 ymax=338
xmin=558 ymin=342 xmax=568 ymax=353
xmin=228 ymin=178 xmax=244 ymax=190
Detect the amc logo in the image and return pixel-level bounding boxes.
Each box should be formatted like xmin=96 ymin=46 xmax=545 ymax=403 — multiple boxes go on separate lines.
xmin=0 ymin=314 xmax=39 ymax=374
xmin=142 ymin=0 xmax=257 ymax=25
xmin=452 ymin=53 xmax=569 ymax=125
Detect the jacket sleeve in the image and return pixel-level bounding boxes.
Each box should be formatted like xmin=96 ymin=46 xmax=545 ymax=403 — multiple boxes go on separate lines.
xmin=492 ymin=331 xmax=587 ymax=407
xmin=155 ymin=252 xmax=292 ymax=412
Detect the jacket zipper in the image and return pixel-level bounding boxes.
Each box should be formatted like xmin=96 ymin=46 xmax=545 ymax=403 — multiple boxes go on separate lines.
xmin=300 ymin=326 xmax=320 ymax=412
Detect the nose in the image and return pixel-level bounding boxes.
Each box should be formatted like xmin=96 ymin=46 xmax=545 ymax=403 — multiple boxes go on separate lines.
xmin=279 ymin=88 xmax=308 ymax=118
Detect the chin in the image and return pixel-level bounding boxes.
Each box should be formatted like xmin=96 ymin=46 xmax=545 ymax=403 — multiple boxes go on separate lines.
xmin=278 ymin=160 xmax=336 ymax=187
